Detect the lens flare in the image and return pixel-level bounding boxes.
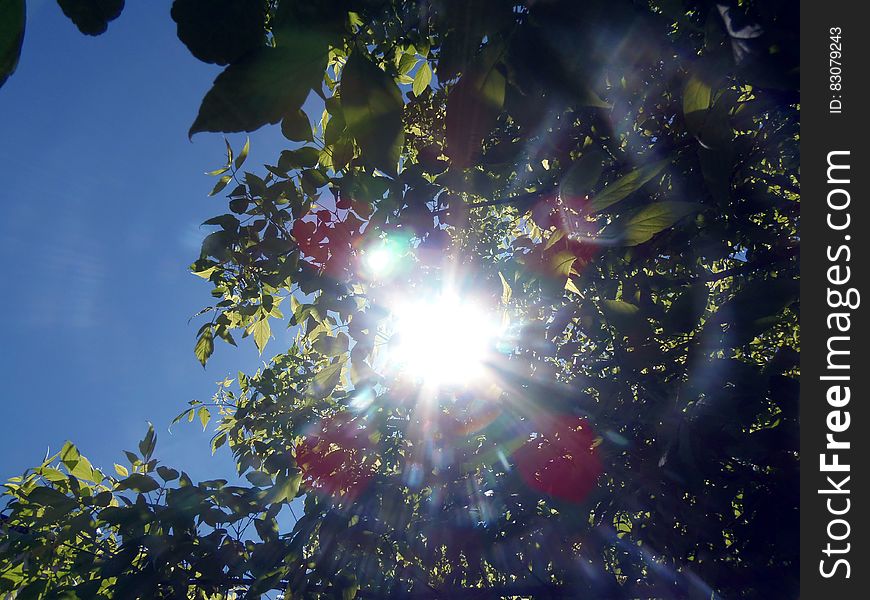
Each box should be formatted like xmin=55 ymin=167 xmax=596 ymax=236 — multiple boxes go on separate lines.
xmin=389 ymin=293 xmax=503 ymax=387
xmin=362 ymin=237 xmax=408 ymax=279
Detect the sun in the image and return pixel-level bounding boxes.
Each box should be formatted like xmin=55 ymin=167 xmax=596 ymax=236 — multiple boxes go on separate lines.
xmin=388 ymin=292 xmax=503 ymax=387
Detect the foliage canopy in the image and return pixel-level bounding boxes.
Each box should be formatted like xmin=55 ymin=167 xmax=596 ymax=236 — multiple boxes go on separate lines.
xmin=1 ymin=1 xmax=799 ymax=598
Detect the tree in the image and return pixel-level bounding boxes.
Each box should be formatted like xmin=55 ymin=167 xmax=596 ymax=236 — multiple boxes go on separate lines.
xmin=0 ymin=1 xmax=799 ymax=598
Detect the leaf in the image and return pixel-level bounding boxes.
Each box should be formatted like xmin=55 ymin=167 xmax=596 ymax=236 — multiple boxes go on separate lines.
xmin=209 ymin=174 xmax=232 ymax=197
xmin=307 ymin=359 xmax=345 ymax=397
xmin=560 ymin=149 xmax=604 ymax=201
xmin=57 ymin=0 xmax=124 ymax=37
xmin=60 ymin=441 xmax=98 ymax=482
xmin=27 ymin=487 xmax=75 ymax=509
xmin=36 ymin=467 xmax=66 ymax=483
xmin=138 ymin=422 xmax=156 ymax=461
xmin=118 ymin=474 xmax=160 ymax=494
xmin=281 ymin=109 xmax=314 ymax=142
xmin=312 ymin=332 xmax=350 ymax=357
xmin=0 ymin=0 xmax=25 ymax=89
xmin=412 ymin=61 xmax=433 ymax=97
xmin=601 ymin=300 xmax=646 ymax=334
xmin=250 ymin=318 xmax=271 ymax=354
xmin=278 ymin=147 xmax=320 ymax=171
xmin=195 ymin=326 xmax=214 ymax=367
xmin=341 ymin=50 xmax=405 ymax=174
xmin=565 ymin=277 xmax=582 ymax=296
xmin=156 ymin=466 xmax=179 ymax=482
xmin=171 ymin=0 xmax=265 ymax=66
xmin=202 ymin=214 xmax=239 ymax=231
xmin=269 ymin=469 xmax=303 ymax=503
xmin=245 ymin=471 xmax=273 ymax=487
xmin=683 ymin=72 xmax=713 ymax=136
xmin=446 ymin=47 xmax=506 ymax=167
xmin=588 ymin=159 xmax=670 ymax=213
xmin=610 ymin=201 xmax=700 ymax=246
xmin=190 ymin=35 xmax=328 ymax=137
xmin=549 ymin=250 xmax=577 ymax=278
xmin=234 ymin=137 xmax=249 ymax=170
xmin=498 ymin=272 xmax=512 ymax=304
xmin=198 ymin=406 xmax=211 ymax=430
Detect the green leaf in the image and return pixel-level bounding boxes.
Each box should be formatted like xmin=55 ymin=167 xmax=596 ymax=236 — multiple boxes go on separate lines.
xmin=307 ymin=359 xmax=345 ymax=397
xmin=234 ymin=137 xmax=249 ymax=170
xmin=610 ymin=201 xmax=699 ymax=246
xmin=549 ymin=250 xmax=577 ymax=278
xmin=412 ymin=61 xmax=432 ymax=97
xmin=341 ymin=50 xmax=405 ymax=175
xmin=0 ymin=0 xmax=25 ymax=89
xmin=60 ymin=441 xmax=98 ymax=482
xmin=245 ymin=471 xmax=273 ymax=487
xmin=250 ymin=318 xmax=271 ymax=354
xmin=138 ymin=422 xmax=156 ymax=461
xmin=195 ymin=326 xmax=214 ymax=367
xmin=312 ymin=332 xmax=350 ymax=357
xmin=278 ymin=146 xmax=320 ymax=171
xmin=189 ymin=36 xmax=328 ymax=136
xmin=588 ymin=159 xmax=670 ymax=213
xmin=156 ymin=466 xmax=179 ymax=482
xmin=397 ymin=51 xmax=418 ymax=75
xmin=36 ymin=466 xmax=67 ymax=483
xmin=268 ymin=469 xmax=303 ymax=503
xmin=209 ymin=174 xmax=232 ymax=197
xmin=198 ymin=406 xmax=211 ymax=430
xmin=206 ymin=166 xmax=230 ymax=176
xmin=118 ymin=473 xmax=160 ymax=493
xmin=27 ymin=486 xmax=75 ymax=509
xmin=281 ymin=109 xmax=314 ymax=142
xmin=683 ymin=73 xmax=713 ymax=136
xmin=560 ymin=148 xmax=604 ymax=201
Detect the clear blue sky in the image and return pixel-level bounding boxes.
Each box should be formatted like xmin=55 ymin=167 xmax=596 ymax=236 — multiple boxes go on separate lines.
xmin=0 ymin=1 xmax=293 ymax=483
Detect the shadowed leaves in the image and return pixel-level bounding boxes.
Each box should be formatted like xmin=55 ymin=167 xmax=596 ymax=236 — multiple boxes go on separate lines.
xmin=588 ymin=159 xmax=669 ymax=213
xmin=56 ymin=0 xmax=124 ymax=36
xmin=607 ymin=201 xmax=700 ymax=246
xmin=0 ymin=0 xmax=25 ymax=88
xmin=171 ymin=0 xmax=265 ymax=66
xmin=446 ymin=46 xmax=506 ymax=167
xmin=341 ymin=50 xmax=405 ymax=175
xmin=189 ymin=34 xmax=328 ymax=137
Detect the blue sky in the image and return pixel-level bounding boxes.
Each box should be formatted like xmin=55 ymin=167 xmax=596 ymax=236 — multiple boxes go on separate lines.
xmin=0 ymin=1 xmax=293 ymax=482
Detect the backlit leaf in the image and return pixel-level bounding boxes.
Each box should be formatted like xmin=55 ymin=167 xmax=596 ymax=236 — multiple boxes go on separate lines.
xmin=195 ymin=326 xmax=214 ymax=367
xmin=588 ymin=159 xmax=670 ymax=213
xmin=412 ymin=61 xmax=433 ymax=97
xmin=251 ymin=318 xmax=271 ymax=354
xmin=611 ymin=201 xmax=699 ymax=246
